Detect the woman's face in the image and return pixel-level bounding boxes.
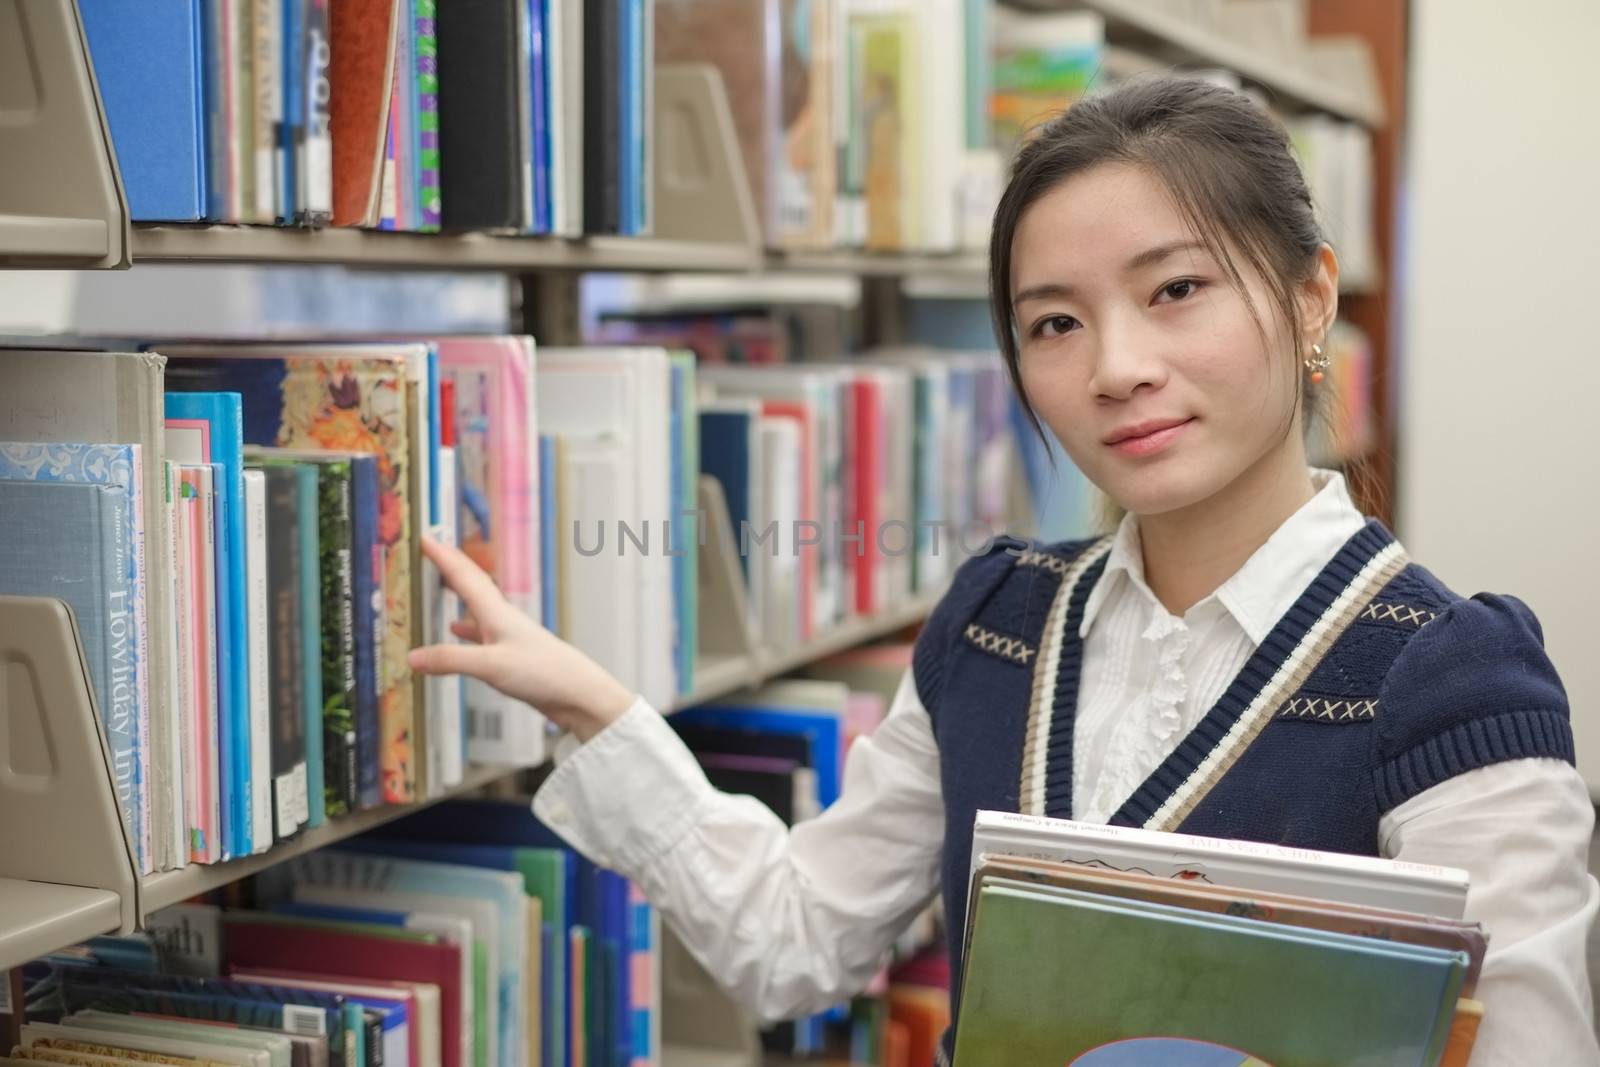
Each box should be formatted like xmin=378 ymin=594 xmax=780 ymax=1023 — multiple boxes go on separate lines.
xmin=1010 ymin=162 xmax=1306 ymax=518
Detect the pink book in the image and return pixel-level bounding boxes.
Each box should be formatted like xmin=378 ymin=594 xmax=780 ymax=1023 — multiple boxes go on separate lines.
xmin=169 ymin=418 xmax=221 ymax=865
xmin=437 ymin=337 xmax=545 ymax=765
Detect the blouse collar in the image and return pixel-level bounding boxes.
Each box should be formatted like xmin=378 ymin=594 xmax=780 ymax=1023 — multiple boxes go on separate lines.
xmin=1077 ymin=468 xmax=1368 ymax=645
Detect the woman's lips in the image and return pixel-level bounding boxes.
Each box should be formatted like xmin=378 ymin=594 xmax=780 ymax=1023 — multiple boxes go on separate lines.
xmin=1104 ymin=417 xmax=1194 ymax=457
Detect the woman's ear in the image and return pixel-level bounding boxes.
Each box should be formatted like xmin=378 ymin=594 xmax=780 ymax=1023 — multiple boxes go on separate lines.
xmin=1298 ymin=243 xmax=1341 ymax=347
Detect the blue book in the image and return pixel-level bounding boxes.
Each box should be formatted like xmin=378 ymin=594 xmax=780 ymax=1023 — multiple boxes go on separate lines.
xmin=78 ymin=0 xmax=208 ymax=221
xmin=0 ymin=479 xmax=141 ymax=865
xmin=528 ymin=0 xmax=551 ymax=233
xmin=348 ymin=453 xmax=384 ymax=810
xmin=670 ymin=703 xmax=842 ymax=805
xmin=0 ymin=443 xmax=148 ymax=867
xmin=698 ymin=409 xmax=754 ymax=582
xmin=165 ymin=392 xmax=253 ymax=858
xmin=280 ymin=0 xmax=304 ymax=222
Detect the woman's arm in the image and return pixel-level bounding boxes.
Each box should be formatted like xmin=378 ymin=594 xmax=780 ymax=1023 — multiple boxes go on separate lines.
xmin=410 ymin=537 xmax=947 ymax=1022
xmin=1381 ymin=758 xmax=1600 ymax=1066
xmin=534 ymin=670 xmax=946 ymax=1021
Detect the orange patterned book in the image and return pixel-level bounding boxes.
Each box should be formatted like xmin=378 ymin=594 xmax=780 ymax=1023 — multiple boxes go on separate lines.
xmin=164 ymin=345 xmax=420 ymax=802
xmin=331 ymin=0 xmax=401 ymax=225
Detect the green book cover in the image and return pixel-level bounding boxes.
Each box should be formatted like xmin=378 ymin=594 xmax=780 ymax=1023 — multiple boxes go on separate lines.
xmin=954 ymin=881 xmax=1465 ymax=1067
xmin=511 ymin=849 xmax=569 ymax=1067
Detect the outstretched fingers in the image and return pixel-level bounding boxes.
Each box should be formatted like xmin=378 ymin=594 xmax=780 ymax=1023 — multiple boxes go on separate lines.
xmin=422 ymin=536 xmax=511 ymax=623
xmin=408 ymin=640 xmax=495 ymax=681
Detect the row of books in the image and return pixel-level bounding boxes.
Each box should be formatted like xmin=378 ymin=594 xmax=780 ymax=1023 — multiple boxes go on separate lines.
xmin=0 ymin=340 xmax=1025 ymax=875
xmin=955 ymin=811 xmax=1487 ymax=1066
xmin=80 ymin=0 xmax=649 ymax=235
xmin=16 ymin=794 xmax=659 ymax=1067
xmin=0 ymin=342 xmax=492 ymax=871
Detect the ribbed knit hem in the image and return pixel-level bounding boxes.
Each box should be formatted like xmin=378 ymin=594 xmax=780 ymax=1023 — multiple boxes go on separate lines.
xmin=1375 ymin=708 xmax=1576 ymax=812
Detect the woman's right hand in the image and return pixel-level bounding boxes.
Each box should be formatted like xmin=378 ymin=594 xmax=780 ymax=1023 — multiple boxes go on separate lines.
xmin=408 ymin=536 xmax=637 ymax=742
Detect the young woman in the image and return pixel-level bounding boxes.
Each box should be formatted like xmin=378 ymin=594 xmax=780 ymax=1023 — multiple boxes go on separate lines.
xmin=411 ymin=76 xmax=1599 ymax=1064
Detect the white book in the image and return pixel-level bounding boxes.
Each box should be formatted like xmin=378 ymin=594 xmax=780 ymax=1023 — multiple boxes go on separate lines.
xmin=196 ymin=466 xmax=222 ymax=863
xmin=558 ymin=0 xmax=586 ymax=235
xmin=559 ymin=434 xmax=641 ymax=698
xmin=171 ymin=466 xmax=198 ymax=866
xmin=253 ymin=0 xmax=283 ymax=223
xmin=970 ymin=810 xmax=1472 ymax=921
xmin=538 ymin=348 xmax=675 ymax=709
xmin=757 ymin=418 xmax=802 ymax=651
xmin=288 ymin=884 xmax=498 ymax=1067
xmin=242 ymin=468 xmax=273 ymax=854
xmin=430 ymin=442 xmax=464 ymax=789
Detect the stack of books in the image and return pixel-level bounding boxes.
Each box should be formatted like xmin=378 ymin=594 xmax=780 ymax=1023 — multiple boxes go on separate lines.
xmin=957 ymin=810 xmax=1486 ymax=1067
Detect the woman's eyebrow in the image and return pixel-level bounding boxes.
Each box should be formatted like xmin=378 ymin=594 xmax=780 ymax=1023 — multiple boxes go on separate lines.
xmin=1012 ymin=282 xmax=1075 ymax=308
xmin=1013 ymin=240 xmax=1210 ymax=307
xmin=1124 ymin=239 xmax=1207 ymax=273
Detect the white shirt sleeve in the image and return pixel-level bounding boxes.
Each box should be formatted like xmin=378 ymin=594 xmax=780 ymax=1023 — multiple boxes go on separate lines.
xmin=1379 ymin=757 xmax=1600 ymax=1066
xmin=530 ymin=668 xmax=947 ymax=1023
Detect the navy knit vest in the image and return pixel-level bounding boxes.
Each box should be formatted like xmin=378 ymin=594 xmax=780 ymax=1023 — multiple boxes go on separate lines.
xmin=911 ymin=519 xmax=1575 ymax=1064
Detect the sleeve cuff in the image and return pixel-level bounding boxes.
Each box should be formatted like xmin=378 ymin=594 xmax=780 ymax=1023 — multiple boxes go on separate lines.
xmin=531 ymin=695 xmax=718 ymax=875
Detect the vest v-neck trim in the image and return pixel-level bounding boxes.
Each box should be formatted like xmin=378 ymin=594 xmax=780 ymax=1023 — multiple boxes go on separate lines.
xmin=1022 ymin=519 xmax=1406 ymax=829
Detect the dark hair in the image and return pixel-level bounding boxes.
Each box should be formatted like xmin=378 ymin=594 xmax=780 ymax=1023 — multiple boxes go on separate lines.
xmin=988 ymin=74 xmax=1328 ymax=449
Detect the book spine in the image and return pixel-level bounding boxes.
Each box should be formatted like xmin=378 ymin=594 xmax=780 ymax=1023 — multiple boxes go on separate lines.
xmin=165 ymin=461 xmax=190 ymax=869
xmin=296 ymin=465 xmax=324 ymax=829
xmin=279 ymin=0 xmax=303 ymax=222
xmin=349 ymin=458 xmax=383 ymax=810
xmin=528 ymin=0 xmax=550 ymax=233
xmin=197 ymin=473 xmax=221 ymax=863
xmin=244 ymin=468 xmax=273 ymax=851
xmin=234 ymin=0 xmax=255 ymax=222
xmin=262 ymin=467 xmax=309 ymax=840
xmin=254 ymin=0 xmax=282 ymax=222
xmin=415 ymin=0 xmax=442 ymax=230
xmin=303 ymin=0 xmax=333 ymax=222
xmin=172 ymin=470 xmax=198 ymax=863
xmin=321 ymin=463 xmax=359 ymax=818
xmin=130 ymin=450 xmax=155 ymax=874
xmin=206 ymin=459 xmax=243 ymax=860
xmin=100 ymin=484 xmax=144 ymax=870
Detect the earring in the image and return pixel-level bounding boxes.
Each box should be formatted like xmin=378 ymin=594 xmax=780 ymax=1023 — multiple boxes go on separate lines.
xmin=1304 ymin=342 xmax=1329 ymax=385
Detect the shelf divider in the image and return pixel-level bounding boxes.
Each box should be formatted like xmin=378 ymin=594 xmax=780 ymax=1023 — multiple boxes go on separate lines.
xmin=0 ymin=0 xmax=129 ymax=268
xmin=0 ymin=596 xmax=140 ymax=965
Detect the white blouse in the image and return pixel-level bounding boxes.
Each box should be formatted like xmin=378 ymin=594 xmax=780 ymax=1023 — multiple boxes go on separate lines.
xmin=532 ymin=472 xmax=1600 ymax=1066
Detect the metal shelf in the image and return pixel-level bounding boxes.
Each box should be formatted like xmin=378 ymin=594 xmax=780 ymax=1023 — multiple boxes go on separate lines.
xmin=138 ymin=763 xmax=522 ymax=918
xmin=670 ymin=592 xmax=940 ymax=712
xmin=766 ymin=249 xmax=988 ymax=278
xmin=132 ymin=226 xmax=763 ymax=274
xmin=0 ymin=880 xmax=124 ymax=972
xmin=1006 ymin=0 xmax=1384 ymax=127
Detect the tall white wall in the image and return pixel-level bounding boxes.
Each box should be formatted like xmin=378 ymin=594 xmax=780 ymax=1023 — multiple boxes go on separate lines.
xmin=1400 ymin=0 xmax=1600 ymax=791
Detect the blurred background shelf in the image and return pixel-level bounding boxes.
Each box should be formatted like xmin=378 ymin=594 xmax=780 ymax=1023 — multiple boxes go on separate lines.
xmin=1005 ymin=0 xmax=1384 ymax=126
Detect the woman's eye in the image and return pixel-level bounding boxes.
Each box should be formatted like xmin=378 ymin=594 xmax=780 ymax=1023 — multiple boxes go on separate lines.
xmin=1157 ymin=278 xmax=1204 ymax=302
xmin=1033 ymin=315 xmax=1080 ymax=339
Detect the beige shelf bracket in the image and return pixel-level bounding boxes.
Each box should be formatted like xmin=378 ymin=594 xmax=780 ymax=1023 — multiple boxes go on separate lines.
xmin=0 ymin=596 xmax=140 ymax=943
xmin=0 ymin=0 xmax=130 ymax=269
xmin=652 ymin=63 xmax=761 ymax=250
